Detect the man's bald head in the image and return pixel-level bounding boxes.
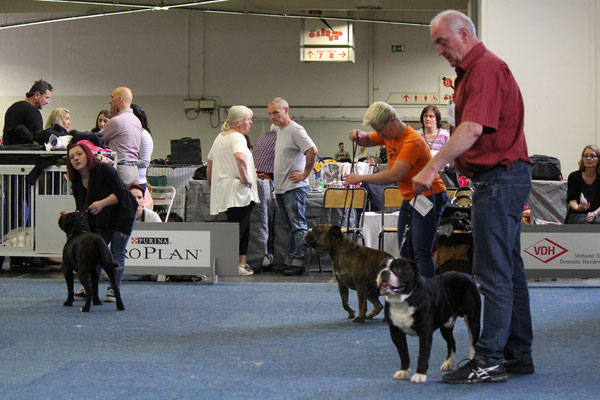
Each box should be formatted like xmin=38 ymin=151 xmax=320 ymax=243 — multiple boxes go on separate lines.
xmin=109 ymin=87 xmax=133 ymax=113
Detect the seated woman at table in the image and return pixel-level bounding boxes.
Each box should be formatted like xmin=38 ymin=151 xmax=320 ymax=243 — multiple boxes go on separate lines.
xmin=345 ymin=101 xmax=448 ymax=278
xmin=206 ymin=105 xmax=260 ymax=276
xmin=565 ymin=144 xmax=600 ymax=224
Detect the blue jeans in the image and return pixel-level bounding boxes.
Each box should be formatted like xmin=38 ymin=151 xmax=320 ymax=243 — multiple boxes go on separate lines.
xmin=98 ymin=228 xmax=132 ymax=289
xmin=276 ymin=186 xmax=308 ymax=266
xmin=397 ymin=191 xmax=449 ymax=278
xmin=471 ymin=161 xmax=533 ymax=364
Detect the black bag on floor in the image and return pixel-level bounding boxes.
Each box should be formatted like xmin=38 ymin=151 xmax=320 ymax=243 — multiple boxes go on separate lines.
xmin=530 ymin=154 xmax=562 ymax=180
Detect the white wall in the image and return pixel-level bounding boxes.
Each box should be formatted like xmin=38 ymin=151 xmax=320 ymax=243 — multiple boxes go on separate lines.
xmin=1 ymin=2 xmax=598 ymax=174
xmin=0 ymin=10 xmax=450 ymax=160
xmin=481 ymin=0 xmax=598 ymax=175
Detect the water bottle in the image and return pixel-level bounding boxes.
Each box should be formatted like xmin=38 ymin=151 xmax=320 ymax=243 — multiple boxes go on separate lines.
xmin=319 ymin=177 xmax=324 ymax=189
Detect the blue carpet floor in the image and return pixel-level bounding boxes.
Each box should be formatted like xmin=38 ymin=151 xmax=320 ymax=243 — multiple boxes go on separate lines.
xmin=1 ymin=279 xmax=599 ymax=400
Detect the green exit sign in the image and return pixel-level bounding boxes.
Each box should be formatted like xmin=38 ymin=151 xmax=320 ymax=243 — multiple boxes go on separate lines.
xmin=391 ymin=45 xmax=405 ymax=53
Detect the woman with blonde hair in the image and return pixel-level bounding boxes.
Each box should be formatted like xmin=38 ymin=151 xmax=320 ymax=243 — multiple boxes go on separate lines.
xmin=45 ymin=107 xmax=71 ymax=131
xmin=206 ymin=105 xmax=260 ymax=275
xmin=566 ymin=144 xmax=600 ymax=223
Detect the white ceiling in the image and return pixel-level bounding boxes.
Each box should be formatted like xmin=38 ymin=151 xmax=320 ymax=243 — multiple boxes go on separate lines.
xmin=0 ymin=0 xmax=470 ymax=29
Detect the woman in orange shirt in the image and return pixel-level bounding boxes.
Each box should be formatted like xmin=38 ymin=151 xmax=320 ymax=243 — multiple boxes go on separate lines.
xmin=345 ymin=102 xmax=448 ymax=278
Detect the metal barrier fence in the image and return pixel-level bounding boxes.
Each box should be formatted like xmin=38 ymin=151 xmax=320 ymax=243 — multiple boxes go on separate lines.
xmin=147 ymin=164 xmax=200 ymax=221
xmin=0 ymin=162 xmax=74 ymax=257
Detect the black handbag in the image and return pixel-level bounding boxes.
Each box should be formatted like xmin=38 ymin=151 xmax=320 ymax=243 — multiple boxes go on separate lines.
xmin=530 ymin=154 xmax=562 ymax=181
xmin=170 ymin=137 xmax=202 ymax=165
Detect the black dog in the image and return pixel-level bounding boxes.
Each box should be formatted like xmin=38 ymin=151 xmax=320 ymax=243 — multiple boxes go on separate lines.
xmin=58 ymin=211 xmax=124 ymax=312
xmin=377 ymin=258 xmax=481 ymax=383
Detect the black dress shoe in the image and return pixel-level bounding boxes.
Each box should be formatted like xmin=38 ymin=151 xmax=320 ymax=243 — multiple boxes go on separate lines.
xmin=504 ymin=357 xmax=534 ymax=374
xmin=10 ymin=257 xmax=46 ymax=268
xmin=271 ymin=265 xmax=286 ymax=273
xmin=283 ymin=266 xmax=304 ymax=276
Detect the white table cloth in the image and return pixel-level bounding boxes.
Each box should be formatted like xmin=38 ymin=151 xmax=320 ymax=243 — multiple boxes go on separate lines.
xmin=362 ymin=211 xmax=400 ymax=257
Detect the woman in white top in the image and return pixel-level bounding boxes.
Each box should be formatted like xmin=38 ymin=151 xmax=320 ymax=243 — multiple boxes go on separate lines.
xmin=132 ymin=104 xmax=154 ymax=192
xmin=207 ymin=105 xmax=260 ymax=276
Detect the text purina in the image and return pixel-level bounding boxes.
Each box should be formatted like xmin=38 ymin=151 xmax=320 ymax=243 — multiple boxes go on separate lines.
xmin=136 ymin=237 xmax=169 ymax=245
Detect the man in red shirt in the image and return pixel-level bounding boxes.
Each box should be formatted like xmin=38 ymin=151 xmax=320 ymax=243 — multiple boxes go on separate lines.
xmin=413 ymin=10 xmax=534 ymax=384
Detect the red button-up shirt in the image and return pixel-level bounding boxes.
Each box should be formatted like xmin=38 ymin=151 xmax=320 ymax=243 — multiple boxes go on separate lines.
xmin=452 ymin=42 xmax=530 ymax=178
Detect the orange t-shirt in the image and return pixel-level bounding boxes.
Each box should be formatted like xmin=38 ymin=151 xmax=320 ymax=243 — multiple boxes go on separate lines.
xmin=368 ymin=125 xmax=446 ymax=200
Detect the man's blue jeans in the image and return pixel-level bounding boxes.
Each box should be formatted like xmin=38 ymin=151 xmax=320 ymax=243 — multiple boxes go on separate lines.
xmin=276 ymin=186 xmax=308 ymax=267
xmin=397 ymin=191 xmax=449 ymax=278
xmin=471 ymin=161 xmax=533 ymax=364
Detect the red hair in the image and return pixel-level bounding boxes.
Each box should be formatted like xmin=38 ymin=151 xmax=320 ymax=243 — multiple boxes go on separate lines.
xmin=66 ymin=142 xmax=100 ymax=181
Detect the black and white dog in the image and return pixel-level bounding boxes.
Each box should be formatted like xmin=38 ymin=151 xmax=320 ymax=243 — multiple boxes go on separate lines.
xmin=377 ymin=257 xmax=481 ymax=383
xmin=58 ymin=211 xmax=125 ymax=312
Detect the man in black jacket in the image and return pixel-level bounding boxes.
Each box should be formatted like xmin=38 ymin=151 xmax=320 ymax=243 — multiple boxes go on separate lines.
xmin=1 ymin=80 xmax=53 ymax=270
xmin=3 ymin=79 xmax=53 ymax=145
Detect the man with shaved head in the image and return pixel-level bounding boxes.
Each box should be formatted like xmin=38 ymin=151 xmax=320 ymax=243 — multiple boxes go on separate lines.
xmin=413 ymin=10 xmax=533 ymax=384
xmin=102 ymin=87 xmax=142 ymax=185
xmin=269 ymin=97 xmax=318 ymax=276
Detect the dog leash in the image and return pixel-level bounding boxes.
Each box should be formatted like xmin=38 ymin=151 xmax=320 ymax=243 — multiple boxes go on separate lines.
xmin=339 ymin=140 xmax=358 ymax=232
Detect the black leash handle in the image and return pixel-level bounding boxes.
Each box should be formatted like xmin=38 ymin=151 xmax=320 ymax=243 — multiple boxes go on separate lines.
xmin=340 ymin=140 xmax=358 ymax=229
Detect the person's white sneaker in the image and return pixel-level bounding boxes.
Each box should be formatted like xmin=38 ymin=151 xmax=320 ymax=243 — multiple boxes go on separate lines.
xmin=73 ymin=288 xmax=86 ymax=300
xmin=262 ymin=255 xmax=272 ymax=267
xmin=238 ymin=265 xmax=254 ymax=276
xmin=104 ymin=288 xmax=116 ymax=302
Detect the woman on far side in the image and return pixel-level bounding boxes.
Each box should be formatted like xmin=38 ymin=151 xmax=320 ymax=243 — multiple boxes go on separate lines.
xmin=206 ymin=105 xmax=260 ymax=276
xmin=566 ymin=145 xmax=600 ymax=224
xmin=91 ymin=110 xmax=111 ymax=133
xmin=131 ymin=104 xmax=154 ymax=191
xmin=417 ymin=105 xmax=449 ymax=156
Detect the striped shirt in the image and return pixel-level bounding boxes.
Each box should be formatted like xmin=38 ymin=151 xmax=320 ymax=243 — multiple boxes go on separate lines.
xmin=252 ymin=130 xmax=277 ymax=174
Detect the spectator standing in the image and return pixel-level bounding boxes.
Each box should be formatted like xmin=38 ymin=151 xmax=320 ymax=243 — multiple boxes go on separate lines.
xmin=207 ymin=105 xmax=260 ymax=276
xmin=412 ymin=10 xmax=534 ymax=384
xmin=102 ymin=87 xmax=142 ymax=185
xmin=131 ymin=104 xmax=154 ymax=191
xmin=565 ymin=145 xmax=600 ymax=224
xmin=3 ymin=79 xmax=52 ymax=145
xmin=1 ymin=79 xmax=52 ymax=269
xmin=269 ymin=97 xmax=318 ymax=276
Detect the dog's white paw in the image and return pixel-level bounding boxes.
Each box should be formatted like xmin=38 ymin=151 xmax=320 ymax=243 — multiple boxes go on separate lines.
xmin=410 ymin=373 xmax=427 ymax=383
xmin=440 ymin=351 xmax=455 ymax=371
xmin=440 ymin=358 xmax=454 ymax=371
xmin=393 ymin=369 xmax=410 ymax=380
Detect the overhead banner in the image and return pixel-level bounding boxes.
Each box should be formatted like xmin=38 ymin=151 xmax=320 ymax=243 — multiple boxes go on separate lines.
xmin=301 ymin=19 xmax=354 ymax=63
